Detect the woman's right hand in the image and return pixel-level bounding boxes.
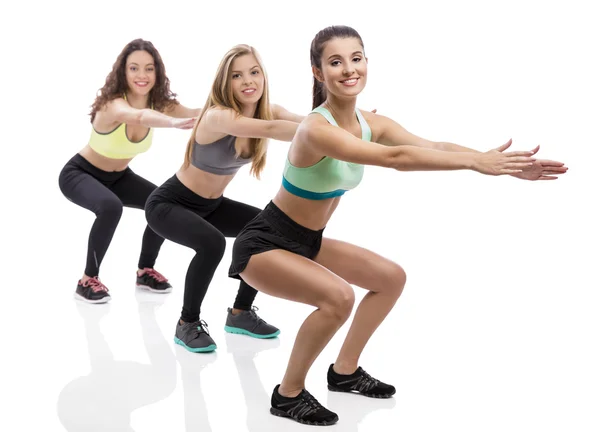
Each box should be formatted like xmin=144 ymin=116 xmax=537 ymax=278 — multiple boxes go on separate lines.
xmin=171 ymin=117 xmax=197 ymax=129
xmin=473 ymin=139 xmax=538 ymax=175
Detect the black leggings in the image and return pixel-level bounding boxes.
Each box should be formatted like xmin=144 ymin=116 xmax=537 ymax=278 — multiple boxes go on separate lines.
xmin=58 ymin=154 xmax=165 ymax=277
xmin=145 ymin=174 xmax=261 ymax=323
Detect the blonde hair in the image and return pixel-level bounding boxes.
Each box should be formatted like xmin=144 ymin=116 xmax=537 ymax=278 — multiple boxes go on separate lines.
xmin=184 ymin=44 xmax=272 ymax=178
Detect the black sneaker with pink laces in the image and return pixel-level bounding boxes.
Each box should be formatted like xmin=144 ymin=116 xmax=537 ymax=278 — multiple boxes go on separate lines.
xmin=136 ymin=268 xmax=173 ymax=293
xmin=75 ymin=277 xmax=111 ymax=304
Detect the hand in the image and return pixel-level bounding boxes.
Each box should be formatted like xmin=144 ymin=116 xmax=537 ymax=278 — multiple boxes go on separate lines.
xmin=171 ymin=117 xmax=197 ymax=130
xmin=371 ymin=109 xmax=377 ymax=113
xmin=510 ymin=149 xmax=568 ymax=180
xmin=473 ymin=139 xmax=537 ymax=176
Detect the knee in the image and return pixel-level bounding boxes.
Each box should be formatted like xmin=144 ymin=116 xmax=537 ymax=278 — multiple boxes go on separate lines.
xmin=97 ymin=199 xmax=123 ymax=221
xmin=322 ymin=284 xmax=355 ymax=321
xmin=381 ymin=263 xmax=406 ymax=298
xmin=197 ymin=231 xmax=226 ymax=260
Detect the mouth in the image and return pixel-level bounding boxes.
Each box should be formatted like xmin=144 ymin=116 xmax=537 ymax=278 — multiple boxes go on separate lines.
xmin=134 ymin=81 xmax=149 ymax=88
xmin=242 ymin=88 xmax=257 ymax=95
xmin=340 ymin=78 xmax=359 ymax=87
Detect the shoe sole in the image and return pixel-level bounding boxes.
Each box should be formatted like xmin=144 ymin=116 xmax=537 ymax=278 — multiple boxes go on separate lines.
xmin=74 ymin=292 xmax=111 ymax=304
xmin=224 ymin=325 xmax=280 ymax=339
xmin=136 ymin=283 xmax=173 ymax=294
xmin=327 ymin=384 xmax=395 ymax=398
xmin=174 ymin=336 xmax=216 ymax=353
xmin=270 ymin=407 xmax=338 ymax=426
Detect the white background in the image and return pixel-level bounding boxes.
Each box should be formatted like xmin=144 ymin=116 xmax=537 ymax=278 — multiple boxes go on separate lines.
xmin=2 ymin=0 xmax=598 ymax=431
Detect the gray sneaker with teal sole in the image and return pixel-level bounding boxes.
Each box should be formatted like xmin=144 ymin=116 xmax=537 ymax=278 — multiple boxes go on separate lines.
xmin=174 ymin=319 xmax=217 ymax=353
xmin=224 ymin=306 xmax=280 ymax=339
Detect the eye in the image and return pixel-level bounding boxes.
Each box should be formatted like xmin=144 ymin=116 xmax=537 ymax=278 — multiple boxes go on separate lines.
xmin=147 ymin=67 xmax=155 ymax=72
xmin=330 ymin=60 xmax=341 ymax=66
xmin=251 ymin=70 xmax=260 ymax=75
xmin=353 ymin=57 xmax=362 ymax=62
xmin=232 ymin=73 xmax=241 ymax=79
xmin=130 ymin=66 xmax=137 ymax=71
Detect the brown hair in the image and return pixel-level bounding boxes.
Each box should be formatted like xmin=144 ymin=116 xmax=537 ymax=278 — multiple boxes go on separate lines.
xmin=184 ymin=44 xmax=272 ymax=179
xmin=89 ymin=38 xmax=178 ymax=122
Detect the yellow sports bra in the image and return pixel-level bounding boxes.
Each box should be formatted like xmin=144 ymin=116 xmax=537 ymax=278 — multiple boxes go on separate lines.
xmin=88 ymin=95 xmax=154 ymax=159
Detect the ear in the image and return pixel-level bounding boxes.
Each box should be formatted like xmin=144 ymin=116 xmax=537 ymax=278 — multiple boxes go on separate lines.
xmin=312 ymin=65 xmax=324 ymax=83
xmin=365 ymin=57 xmax=369 ymax=64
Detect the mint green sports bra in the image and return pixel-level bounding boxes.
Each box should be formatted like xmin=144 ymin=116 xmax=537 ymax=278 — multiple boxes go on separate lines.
xmin=282 ymin=106 xmax=372 ymax=200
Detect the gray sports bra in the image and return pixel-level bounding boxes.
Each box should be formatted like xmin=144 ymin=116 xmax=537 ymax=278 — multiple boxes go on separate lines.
xmin=191 ymin=135 xmax=252 ymax=175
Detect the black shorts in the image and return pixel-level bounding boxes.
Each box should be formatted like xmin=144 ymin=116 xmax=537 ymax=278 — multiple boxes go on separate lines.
xmin=228 ymin=201 xmax=324 ymax=280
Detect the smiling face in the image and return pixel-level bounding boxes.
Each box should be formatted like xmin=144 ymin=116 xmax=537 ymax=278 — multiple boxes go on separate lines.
xmin=230 ymin=54 xmax=265 ymax=107
xmin=313 ymin=37 xmax=367 ymax=101
xmin=125 ymin=50 xmax=156 ymax=96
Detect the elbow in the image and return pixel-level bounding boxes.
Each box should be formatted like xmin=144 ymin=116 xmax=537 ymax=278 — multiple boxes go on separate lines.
xmin=135 ymin=109 xmax=151 ymax=126
xmin=385 ymin=147 xmax=411 ymax=171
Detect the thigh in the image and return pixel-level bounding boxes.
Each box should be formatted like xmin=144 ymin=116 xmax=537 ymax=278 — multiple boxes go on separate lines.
xmin=146 ymin=201 xmax=224 ymax=250
xmin=240 ymin=249 xmax=354 ymax=308
xmin=111 ymin=169 xmax=158 ymax=210
xmin=59 ymin=167 xmax=122 ymax=214
xmin=314 ymin=238 xmax=406 ymax=294
xmin=204 ymin=197 xmax=261 ymax=238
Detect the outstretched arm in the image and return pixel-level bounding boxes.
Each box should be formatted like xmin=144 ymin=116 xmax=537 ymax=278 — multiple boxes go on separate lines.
xmin=163 ymin=102 xmax=202 ymax=119
xmin=271 ymin=104 xmax=305 ymax=123
xmin=202 ymin=107 xmax=299 ymax=141
xmin=369 ymin=111 xmax=568 ymax=180
xmin=102 ymin=98 xmax=196 ymax=129
xmin=298 ymin=115 xmax=535 ymax=176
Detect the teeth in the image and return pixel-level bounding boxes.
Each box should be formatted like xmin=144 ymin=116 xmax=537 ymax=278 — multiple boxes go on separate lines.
xmin=343 ymin=79 xmax=357 ymax=84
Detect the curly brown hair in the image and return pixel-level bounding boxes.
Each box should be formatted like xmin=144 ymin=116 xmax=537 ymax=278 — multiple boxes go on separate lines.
xmin=89 ymin=38 xmax=179 ymax=122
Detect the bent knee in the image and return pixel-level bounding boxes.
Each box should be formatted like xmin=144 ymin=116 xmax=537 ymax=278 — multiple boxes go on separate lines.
xmin=379 ymin=263 xmax=407 ymax=297
xmin=322 ymin=284 xmax=355 ymax=320
xmin=97 ymin=198 xmax=123 ymax=219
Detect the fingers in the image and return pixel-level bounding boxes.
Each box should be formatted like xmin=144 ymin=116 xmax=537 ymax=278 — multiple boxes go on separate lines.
xmin=500 ymin=169 xmax=523 ymax=174
xmin=506 ymin=150 xmax=537 ymax=157
xmin=495 ymin=138 xmax=513 ymax=152
xmin=529 ymin=145 xmax=541 ymax=156
xmin=371 ymin=108 xmax=378 ymax=113
xmin=540 ymin=159 xmax=566 ymax=167
xmin=542 ymin=169 xmax=567 ymax=175
xmin=539 ymin=176 xmax=558 ymax=180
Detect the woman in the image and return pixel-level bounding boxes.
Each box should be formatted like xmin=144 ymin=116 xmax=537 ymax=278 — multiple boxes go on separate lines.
xmin=59 ymin=39 xmax=200 ymax=304
xmin=228 ymin=25 xmax=568 ymax=426
xmin=145 ymin=44 xmax=305 ymax=353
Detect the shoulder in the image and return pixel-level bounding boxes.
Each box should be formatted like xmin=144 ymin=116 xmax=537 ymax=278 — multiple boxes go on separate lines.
xmin=295 ymin=111 xmax=330 ymax=141
xmin=203 ymin=105 xmax=239 ymax=122
xmin=357 ymin=109 xmax=389 ymax=142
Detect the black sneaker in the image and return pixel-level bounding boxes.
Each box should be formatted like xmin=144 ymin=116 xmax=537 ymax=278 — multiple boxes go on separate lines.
xmin=327 ymin=364 xmax=396 ymax=398
xmin=74 ymin=277 xmax=111 ymax=304
xmin=270 ymin=385 xmax=338 ymax=426
xmin=136 ymin=268 xmax=172 ymax=293
xmin=174 ymin=319 xmax=217 ymax=353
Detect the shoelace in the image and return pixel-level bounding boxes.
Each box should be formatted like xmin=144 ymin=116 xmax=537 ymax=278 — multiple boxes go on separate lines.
xmin=143 ymin=268 xmax=168 ymax=282
xmin=354 ymin=369 xmax=380 ymax=392
xmin=190 ymin=320 xmax=210 ymax=337
xmin=290 ymin=391 xmax=323 ymax=417
xmin=83 ymin=277 xmax=108 ymax=293
xmin=248 ymin=306 xmax=266 ymax=324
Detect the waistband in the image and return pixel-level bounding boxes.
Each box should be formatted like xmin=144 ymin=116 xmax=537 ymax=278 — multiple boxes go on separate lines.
xmin=152 ymin=174 xmax=223 ymax=210
xmin=68 ymin=153 xmax=129 ymax=181
xmin=262 ymin=201 xmax=324 ymax=245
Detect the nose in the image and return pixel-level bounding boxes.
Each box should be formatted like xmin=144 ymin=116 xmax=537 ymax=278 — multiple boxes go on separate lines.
xmin=342 ymin=66 xmax=355 ymax=76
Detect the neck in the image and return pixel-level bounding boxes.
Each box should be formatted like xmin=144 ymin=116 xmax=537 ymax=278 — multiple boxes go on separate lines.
xmin=125 ymin=91 xmax=150 ymax=109
xmin=323 ymin=94 xmax=357 ymax=127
